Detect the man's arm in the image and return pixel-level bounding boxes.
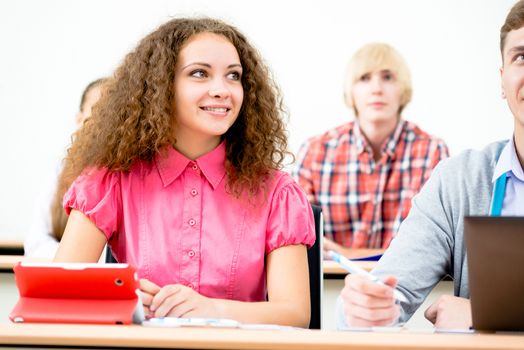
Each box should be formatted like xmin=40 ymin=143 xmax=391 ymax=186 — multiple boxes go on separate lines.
xmin=338 ymin=159 xmax=455 ymax=327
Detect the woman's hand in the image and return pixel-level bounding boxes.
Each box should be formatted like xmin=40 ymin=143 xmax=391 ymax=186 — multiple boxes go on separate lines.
xmin=149 ymin=283 xmax=220 ymax=318
xmin=139 ymin=278 xmax=161 ymax=318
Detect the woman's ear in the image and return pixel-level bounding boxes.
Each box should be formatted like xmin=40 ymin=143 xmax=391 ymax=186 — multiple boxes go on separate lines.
xmin=75 ymin=111 xmax=85 ymax=128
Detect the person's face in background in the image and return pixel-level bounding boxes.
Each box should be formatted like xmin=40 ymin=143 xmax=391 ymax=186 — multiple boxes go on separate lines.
xmin=351 ymin=69 xmax=402 ymax=125
xmin=172 ymin=32 xmax=243 ymax=150
xmin=501 ymin=26 xmax=524 ymax=132
xmin=75 ymin=85 xmax=103 ymax=128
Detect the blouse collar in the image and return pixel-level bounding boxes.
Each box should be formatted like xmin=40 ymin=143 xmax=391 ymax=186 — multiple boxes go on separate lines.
xmin=156 ymin=141 xmax=227 ymax=190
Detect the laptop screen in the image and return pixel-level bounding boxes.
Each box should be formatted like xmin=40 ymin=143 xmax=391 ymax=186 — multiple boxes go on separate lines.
xmin=464 ymin=216 xmax=524 ymax=331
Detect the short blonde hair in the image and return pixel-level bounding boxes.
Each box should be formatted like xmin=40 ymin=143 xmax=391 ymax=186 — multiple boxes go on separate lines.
xmin=344 ymin=43 xmax=412 ymax=115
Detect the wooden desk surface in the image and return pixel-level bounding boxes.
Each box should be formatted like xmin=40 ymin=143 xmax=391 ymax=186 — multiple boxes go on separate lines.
xmin=0 ymin=255 xmax=24 ymax=270
xmin=0 ymin=255 xmax=49 ymax=270
xmin=1 ymin=323 xmax=524 ymax=350
xmin=0 ymin=239 xmax=24 ymax=255
xmin=0 ymin=239 xmax=23 ymax=249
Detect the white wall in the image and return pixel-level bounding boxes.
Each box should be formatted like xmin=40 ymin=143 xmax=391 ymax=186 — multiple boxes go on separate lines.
xmin=0 ymin=0 xmax=516 ymax=240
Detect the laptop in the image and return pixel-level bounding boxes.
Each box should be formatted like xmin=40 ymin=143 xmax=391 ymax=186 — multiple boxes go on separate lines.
xmin=9 ymin=262 xmax=144 ymax=324
xmin=464 ymin=216 xmax=524 ymax=332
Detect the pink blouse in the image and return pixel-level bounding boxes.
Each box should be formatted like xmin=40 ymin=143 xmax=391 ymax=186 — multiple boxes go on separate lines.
xmin=64 ymin=142 xmax=315 ymax=302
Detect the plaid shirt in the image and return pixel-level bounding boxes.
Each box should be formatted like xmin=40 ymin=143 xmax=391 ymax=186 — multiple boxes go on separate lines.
xmin=292 ymin=120 xmax=449 ymax=248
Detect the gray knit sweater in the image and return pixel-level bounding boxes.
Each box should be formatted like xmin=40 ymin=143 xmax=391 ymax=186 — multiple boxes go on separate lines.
xmin=337 ymin=140 xmax=507 ymax=325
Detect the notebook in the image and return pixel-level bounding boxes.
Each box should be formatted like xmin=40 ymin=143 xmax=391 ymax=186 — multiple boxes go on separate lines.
xmin=464 ymin=216 xmax=524 ymax=332
xmin=9 ymin=262 xmax=144 ymax=324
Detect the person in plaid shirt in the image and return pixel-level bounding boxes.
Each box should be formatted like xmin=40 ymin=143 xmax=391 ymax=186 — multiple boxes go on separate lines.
xmin=293 ymin=43 xmax=449 ymax=250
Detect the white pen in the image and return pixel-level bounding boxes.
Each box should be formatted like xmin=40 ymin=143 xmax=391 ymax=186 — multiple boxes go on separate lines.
xmin=327 ymin=250 xmax=408 ymax=303
xmin=143 ymin=317 xmax=240 ymax=328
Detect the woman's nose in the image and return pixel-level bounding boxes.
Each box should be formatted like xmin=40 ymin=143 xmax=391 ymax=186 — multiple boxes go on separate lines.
xmin=208 ymin=79 xmax=230 ymax=98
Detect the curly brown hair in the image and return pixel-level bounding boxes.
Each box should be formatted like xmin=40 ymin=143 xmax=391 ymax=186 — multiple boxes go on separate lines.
xmin=52 ymin=18 xmax=290 ymax=239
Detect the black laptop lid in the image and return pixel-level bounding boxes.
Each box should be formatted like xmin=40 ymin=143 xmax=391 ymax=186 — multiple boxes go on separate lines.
xmin=464 ymin=216 xmax=524 ymax=332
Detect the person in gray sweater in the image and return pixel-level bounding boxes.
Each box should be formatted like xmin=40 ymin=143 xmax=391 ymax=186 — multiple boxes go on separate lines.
xmin=337 ymin=0 xmax=524 ymax=330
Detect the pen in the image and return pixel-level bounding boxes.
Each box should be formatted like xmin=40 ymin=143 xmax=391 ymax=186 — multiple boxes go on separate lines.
xmin=327 ymin=250 xmax=408 ymax=303
xmin=144 ymin=317 xmax=240 ymax=328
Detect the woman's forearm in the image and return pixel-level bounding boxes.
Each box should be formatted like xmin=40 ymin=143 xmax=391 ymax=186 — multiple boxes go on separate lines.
xmin=213 ymin=298 xmax=310 ymax=328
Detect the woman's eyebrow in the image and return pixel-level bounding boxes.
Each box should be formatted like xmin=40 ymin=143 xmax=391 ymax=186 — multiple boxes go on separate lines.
xmin=181 ymin=62 xmax=242 ymax=70
xmin=181 ymin=62 xmax=211 ymax=70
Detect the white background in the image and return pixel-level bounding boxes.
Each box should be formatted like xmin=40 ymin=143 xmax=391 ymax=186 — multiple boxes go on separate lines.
xmin=0 ymin=0 xmax=516 ymax=240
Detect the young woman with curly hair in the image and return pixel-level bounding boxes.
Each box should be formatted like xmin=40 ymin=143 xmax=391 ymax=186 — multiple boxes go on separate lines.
xmin=53 ymin=18 xmax=315 ymax=327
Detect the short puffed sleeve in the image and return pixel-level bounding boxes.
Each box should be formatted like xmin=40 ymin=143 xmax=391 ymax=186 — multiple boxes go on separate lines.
xmin=265 ymin=173 xmax=316 ymax=254
xmin=63 ymin=167 xmax=121 ymax=240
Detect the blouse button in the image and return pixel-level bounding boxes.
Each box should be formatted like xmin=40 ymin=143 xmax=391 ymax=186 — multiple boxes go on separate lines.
xmin=191 ymin=163 xmax=198 ymax=171
xmin=188 ymin=250 xmax=195 ymax=258
xmin=188 ymin=283 xmax=195 ymax=290
xmin=188 ymin=219 xmax=196 ymax=226
xmin=190 ymin=189 xmax=198 ymax=196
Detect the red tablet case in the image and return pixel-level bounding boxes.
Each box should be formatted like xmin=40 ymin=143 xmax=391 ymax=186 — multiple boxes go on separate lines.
xmin=9 ymin=262 xmax=140 ymax=324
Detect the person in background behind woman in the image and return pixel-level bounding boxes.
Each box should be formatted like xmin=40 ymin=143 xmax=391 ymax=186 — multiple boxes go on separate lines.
xmin=293 ymin=43 xmax=448 ymax=252
xmin=24 ymin=78 xmax=107 ymax=258
xmin=53 ymin=18 xmax=314 ymax=327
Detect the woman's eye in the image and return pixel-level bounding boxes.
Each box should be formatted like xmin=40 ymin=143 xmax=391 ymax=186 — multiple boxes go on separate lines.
xmin=515 ymin=54 xmax=524 ymax=62
xmin=190 ymin=70 xmax=207 ymax=78
xmin=383 ymin=73 xmax=394 ymax=81
xmin=227 ymin=71 xmax=241 ymax=80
